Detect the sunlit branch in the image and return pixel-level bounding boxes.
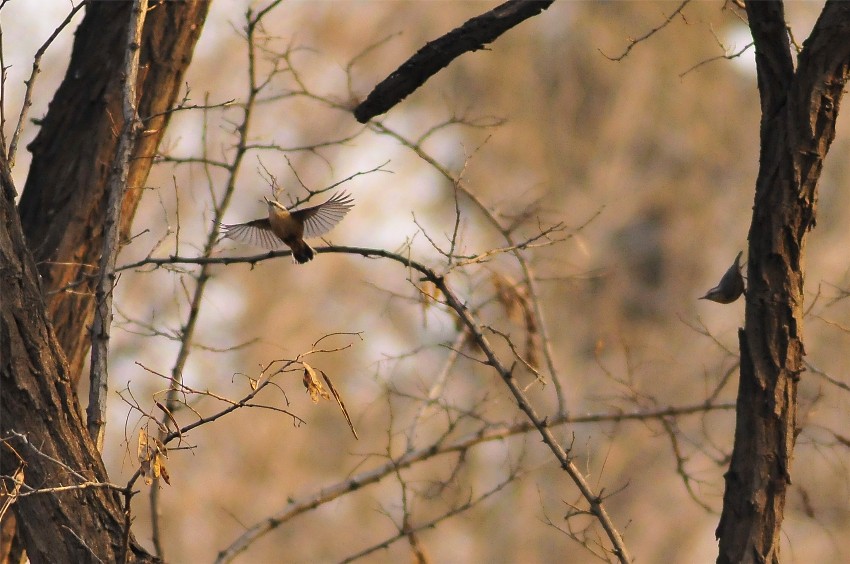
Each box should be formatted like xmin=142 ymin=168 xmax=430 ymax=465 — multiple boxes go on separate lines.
xmin=167 ymin=243 xmax=638 ymax=561
xmin=214 ymin=399 xmax=730 ymax=562
xmin=367 ymin=120 xmax=572 ymax=416
xmin=148 ymin=3 xmax=287 ymax=557
xmin=87 ymin=0 xmax=148 ymax=452
xmin=599 ymin=0 xmax=690 ymax=62
xmin=340 ymin=470 xmax=522 ymax=563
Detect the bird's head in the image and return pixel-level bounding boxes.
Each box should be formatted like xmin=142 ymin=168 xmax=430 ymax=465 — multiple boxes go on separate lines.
xmin=263 ymin=196 xmax=287 ymax=212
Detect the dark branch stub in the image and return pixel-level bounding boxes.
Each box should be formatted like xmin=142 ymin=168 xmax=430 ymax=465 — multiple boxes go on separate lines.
xmin=353 ymin=0 xmax=554 ymax=123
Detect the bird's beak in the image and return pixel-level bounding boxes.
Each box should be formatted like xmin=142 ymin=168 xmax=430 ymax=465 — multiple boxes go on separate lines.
xmin=263 ymin=196 xmax=271 ymax=204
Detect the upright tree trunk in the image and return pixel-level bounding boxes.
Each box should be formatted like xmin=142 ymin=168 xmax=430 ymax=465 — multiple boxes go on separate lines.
xmin=17 ymin=0 xmax=210 ymax=383
xmin=2 ymin=153 xmax=157 ymax=562
xmin=716 ymin=2 xmax=850 ymax=562
xmin=2 ymin=2 xmax=210 ymax=561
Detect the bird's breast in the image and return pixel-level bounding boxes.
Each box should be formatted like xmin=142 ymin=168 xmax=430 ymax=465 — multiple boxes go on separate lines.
xmin=268 ymin=209 xmax=304 ymax=241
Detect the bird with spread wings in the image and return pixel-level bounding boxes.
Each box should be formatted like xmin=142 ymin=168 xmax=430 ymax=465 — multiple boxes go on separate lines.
xmin=221 ymin=191 xmax=354 ymax=263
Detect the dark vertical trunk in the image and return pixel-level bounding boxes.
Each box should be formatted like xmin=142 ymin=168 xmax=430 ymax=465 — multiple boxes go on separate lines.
xmin=716 ymin=2 xmax=850 ymax=562
xmin=1 ymin=153 xmax=157 ymax=563
xmin=17 ymin=0 xmax=211 ymax=383
xmin=2 ymin=1 xmax=210 ymax=561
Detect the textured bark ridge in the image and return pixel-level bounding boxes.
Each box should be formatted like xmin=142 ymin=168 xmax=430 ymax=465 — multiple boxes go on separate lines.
xmin=18 ymin=1 xmax=210 ymax=384
xmin=2 ymin=152 xmax=157 ymax=562
xmin=716 ymin=3 xmax=850 ymax=563
xmin=2 ymin=2 xmax=210 ymax=562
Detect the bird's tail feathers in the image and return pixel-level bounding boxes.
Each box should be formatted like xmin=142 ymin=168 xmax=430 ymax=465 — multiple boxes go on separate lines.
xmin=290 ymin=240 xmax=315 ymax=264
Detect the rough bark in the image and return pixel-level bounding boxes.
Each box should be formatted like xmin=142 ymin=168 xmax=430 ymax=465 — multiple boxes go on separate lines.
xmin=17 ymin=0 xmax=211 ymax=384
xmin=353 ymin=0 xmax=554 ymax=122
xmin=2 ymin=1 xmax=210 ymax=561
xmin=1 ymin=153 xmax=157 ymax=563
xmin=716 ymin=2 xmax=850 ymax=562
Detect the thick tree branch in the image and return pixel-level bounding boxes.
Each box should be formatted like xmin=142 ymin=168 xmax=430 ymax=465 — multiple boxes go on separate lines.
xmin=745 ymin=1 xmax=794 ymax=119
xmin=2 ymin=2 xmax=210 ymax=561
xmin=88 ymin=0 xmax=148 ymax=452
xmin=353 ymin=0 xmax=554 ymax=122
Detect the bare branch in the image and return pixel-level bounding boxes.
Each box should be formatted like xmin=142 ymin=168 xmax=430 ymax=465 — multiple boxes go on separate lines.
xmin=805 ymin=361 xmax=850 ymax=394
xmin=148 ymin=5 xmax=290 ymax=554
xmin=600 ymin=1 xmax=690 ymax=62
xmin=340 ymin=471 xmax=522 ymax=563
xmin=367 ymin=120 xmax=575 ymax=415
xmin=179 ymin=242 xmax=635 ymax=561
xmin=679 ymin=41 xmax=754 ymax=79
xmin=354 ymin=0 xmax=555 ymax=122
xmin=214 ymin=400 xmax=730 ymax=562
xmin=7 ymin=0 xmax=86 ymax=168
xmin=87 ymin=0 xmax=148 ymax=451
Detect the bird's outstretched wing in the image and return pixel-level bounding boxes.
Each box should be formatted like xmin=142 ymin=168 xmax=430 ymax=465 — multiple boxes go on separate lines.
xmin=220 ymin=218 xmax=283 ymax=249
xmin=291 ymin=191 xmax=355 ymax=239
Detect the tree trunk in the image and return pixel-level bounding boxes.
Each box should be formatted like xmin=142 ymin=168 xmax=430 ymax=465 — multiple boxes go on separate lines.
xmin=17 ymin=0 xmax=210 ymax=383
xmin=1 ymin=153 xmax=157 ymax=563
xmin=716 ymin=2 xmax=850 ymax=562
xmin=2 ymin=1 xmax=210 ymax=561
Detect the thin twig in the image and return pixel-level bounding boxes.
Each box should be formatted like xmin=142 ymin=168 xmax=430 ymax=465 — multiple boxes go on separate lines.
xmin=213 ymin=399 xmax=730 ymax=562
xmin=599 ymin=0 xmax=689 ymax=62
xmin=198 ymin=244 xmax=639 ymax=561
xmin=341 ymin=471 xmax=522 ymax=563
xmin=367 ymin=121 xmax=573 ymax=415
xmin=149 ymin=3 xmax=284 ymax=557
xmin=7 ymin=0 xmax=87 ymax=167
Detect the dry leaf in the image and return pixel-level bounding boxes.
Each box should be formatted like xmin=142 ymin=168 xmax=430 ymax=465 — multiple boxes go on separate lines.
xmin=141 ymin=460 xmax=153 ymax=486
xmin=138 ymin=427 xmax=171 ymax=487
xmin=493 ymin=274 xmax=523 ymax=323
xmin=137 ymin=428 xmax=148 ymax=464
xmin=6 ymin=467 xmax=24 ymax=495
xmin=0 ymin=466 xmax=25 ymax=522
xmin=420 ymin=281 xmax=441 ymax=313
xmin=303 ymin=363 xmax=329 ymax=403
xmin=321 ymin=370 xmax=359 ymax=440
xmin=160 ymin=464 xmax=171 ymax=485
xmin=152 ymin=436 xmax=167 ymax=458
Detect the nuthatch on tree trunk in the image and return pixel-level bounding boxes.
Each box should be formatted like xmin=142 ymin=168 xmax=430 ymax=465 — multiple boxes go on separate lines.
xmin=699 ymin=251 xmax=745 ymax=303
xmin=221 ymin=191 xmax=354 ymax=263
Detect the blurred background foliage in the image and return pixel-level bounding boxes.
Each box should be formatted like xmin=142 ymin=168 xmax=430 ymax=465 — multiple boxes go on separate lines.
xmin=6 ymin=1 xmax=850 ymax=562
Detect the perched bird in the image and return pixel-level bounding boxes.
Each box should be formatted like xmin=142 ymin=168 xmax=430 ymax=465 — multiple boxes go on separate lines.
xmin=699 ymin=251 xmax=745 ymax=303
xmin=221 ymin=191 xmax=354 ymax=263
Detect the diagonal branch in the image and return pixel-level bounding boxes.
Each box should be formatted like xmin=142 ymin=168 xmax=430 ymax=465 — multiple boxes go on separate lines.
xmin=17 ymin=1 xmax=211 ymax=384
xmin=353 ymin=0 xmax=554 ymax=122
xmin=141 ymin=243 xmax=633 ymax=563
xmin=213 ymin=394 xmax=729 ymax=562
xmin=5 ymin=0 xmax=86 ymax=169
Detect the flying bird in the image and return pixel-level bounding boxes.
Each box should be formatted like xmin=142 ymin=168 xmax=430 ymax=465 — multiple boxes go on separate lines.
xmin=699 ymin=251 xmax=745 ymax=304
xmin=221 ymin=191 xmax=354 ymax=263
